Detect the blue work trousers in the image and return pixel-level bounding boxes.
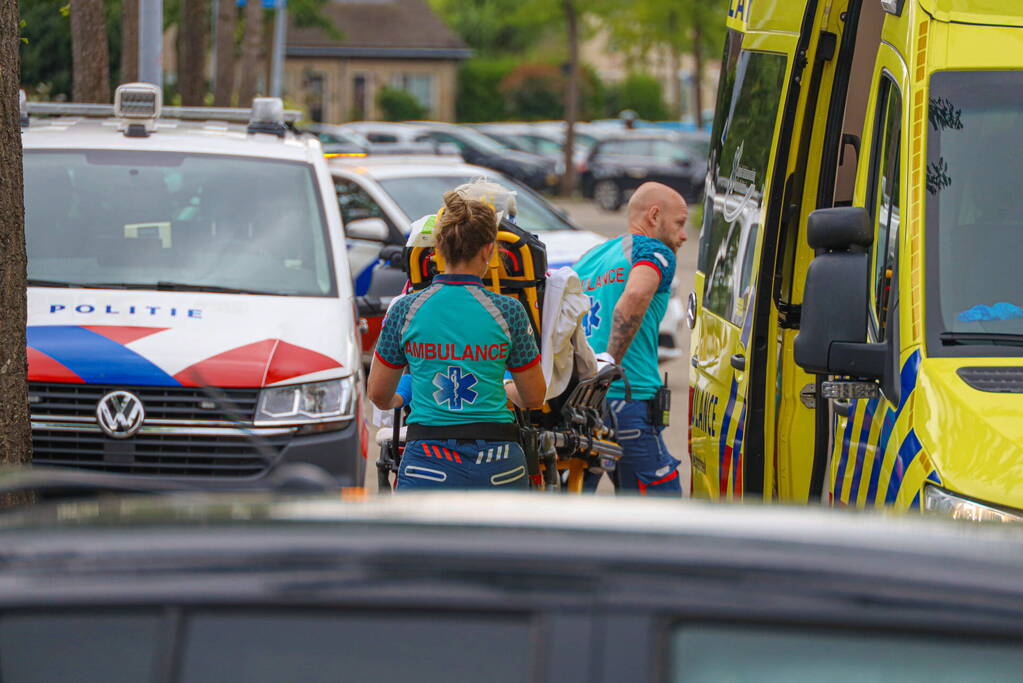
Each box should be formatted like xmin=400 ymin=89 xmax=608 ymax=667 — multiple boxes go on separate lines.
xmin=397 ymin=439 xmax=529 ymax=490
xmin=586 ymin=399 xmax=681 ymax=496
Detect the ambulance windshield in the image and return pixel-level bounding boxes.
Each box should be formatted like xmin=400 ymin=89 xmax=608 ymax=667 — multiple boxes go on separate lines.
xmin=926 ymin=71 xmax=1023 ymax=353
xmin=24 ymin=151 xmax=335 ymax=297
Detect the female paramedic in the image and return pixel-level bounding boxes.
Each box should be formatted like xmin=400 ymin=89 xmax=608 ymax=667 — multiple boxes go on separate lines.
xmin=367 ymin=190 xmax=547 ymax=489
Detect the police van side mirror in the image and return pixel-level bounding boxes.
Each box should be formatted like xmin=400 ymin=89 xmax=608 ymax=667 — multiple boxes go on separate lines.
xmin=346 ymin=218 xmax=389 ymax=242
xmin=794 ymin=207 xmax=886 ymax=382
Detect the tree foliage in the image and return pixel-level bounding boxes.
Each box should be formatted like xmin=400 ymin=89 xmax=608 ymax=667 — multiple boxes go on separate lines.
xmin=605 ymin=73 xmax=668 ymax=121
xmin=377 ymin=86 xmax=428 ymax=122
xmin=20 ymin=0 xmax=123 ymax=99
xmin=428 ymin=0 xmax=551 ymax=58
xmin=602 ymin=0 xmax=727 ymax=62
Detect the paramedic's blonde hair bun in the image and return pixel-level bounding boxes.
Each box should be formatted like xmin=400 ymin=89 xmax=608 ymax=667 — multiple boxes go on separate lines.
xmin=436 ymin=190 xmax=498 ymax=265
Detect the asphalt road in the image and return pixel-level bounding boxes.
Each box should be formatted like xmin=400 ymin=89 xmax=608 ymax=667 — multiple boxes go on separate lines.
xmin=552 ymin=198 xmax=694 ymax=495
xmin=365 ymin=198 xmax=696 ymax=495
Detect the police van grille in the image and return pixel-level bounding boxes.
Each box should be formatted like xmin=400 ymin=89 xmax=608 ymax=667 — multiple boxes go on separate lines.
xmin=957 ymin=367 xmax=1023 ymax=394
xmin=29 ymin=382 xmax=261 ymax=422
xmin=32 ymin=430 xmax=288 ymax=478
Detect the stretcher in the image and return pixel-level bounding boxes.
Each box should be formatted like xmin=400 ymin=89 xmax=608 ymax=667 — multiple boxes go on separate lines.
xmin=376 ymin=216 xmax=624 ymax=492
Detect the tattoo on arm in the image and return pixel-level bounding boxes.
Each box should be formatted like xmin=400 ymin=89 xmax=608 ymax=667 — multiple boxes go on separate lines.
xmin=607 ymin=307 xmax=645 ymax=362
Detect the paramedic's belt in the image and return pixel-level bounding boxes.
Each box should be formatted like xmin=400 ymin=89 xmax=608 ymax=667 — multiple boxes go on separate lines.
xmin=406 ymin=422 xmax=521 ymax=443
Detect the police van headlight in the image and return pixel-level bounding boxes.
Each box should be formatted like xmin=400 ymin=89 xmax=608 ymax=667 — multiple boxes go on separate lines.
xmin=923 ymin=486 xmax=1023 ymax=523
xmin=255 ymin=378 xmax=355 ymax=425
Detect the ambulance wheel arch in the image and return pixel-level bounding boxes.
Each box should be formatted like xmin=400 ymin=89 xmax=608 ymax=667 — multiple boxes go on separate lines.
xmin=690 ymin=25 xmax=802 ymax=501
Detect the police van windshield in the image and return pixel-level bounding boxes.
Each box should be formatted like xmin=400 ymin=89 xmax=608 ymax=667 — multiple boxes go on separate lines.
xmin=25 ymin=151 xmax=335 ymax=297
xmin=927 ymin=71 xmax=1023 ymax=354
xmin=379 ymin=175 xmax=575 ymax=233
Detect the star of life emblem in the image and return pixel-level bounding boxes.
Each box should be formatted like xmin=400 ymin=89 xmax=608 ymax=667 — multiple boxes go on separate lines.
xmin=433 ymin=366 xmax=479 ymax=410
xmin=583 ymin=296 xmax=602 ymax=336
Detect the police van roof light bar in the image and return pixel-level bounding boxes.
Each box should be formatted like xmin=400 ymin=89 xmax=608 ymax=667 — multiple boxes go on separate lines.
xmin=25 ymin=92 xmax=301 ymax=128
xmin=247 ymin=97 xmax=288 ymax=137
xmin=114 ymin=83 xmax=162 ymax=137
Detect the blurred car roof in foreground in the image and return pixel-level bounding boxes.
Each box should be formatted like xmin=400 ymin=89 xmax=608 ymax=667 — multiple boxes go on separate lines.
xmin=2 ymin=493 xmax=1022 ymax=682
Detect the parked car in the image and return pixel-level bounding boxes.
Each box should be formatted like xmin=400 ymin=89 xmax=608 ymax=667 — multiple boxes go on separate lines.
xmin=471 ymin=123 xmax=586 ymax=169
xmin=23 ymin=87 xmax=367 ymax=488
xmin=580 ymin=132 xmax=709 ymax=211
xmin=299 ymin=122 xmax=451 ymax=157
xmin=2 ymin=490 xmax=1022 ymax=682
xmin=339 ymin=121 xmax=560 ymax=193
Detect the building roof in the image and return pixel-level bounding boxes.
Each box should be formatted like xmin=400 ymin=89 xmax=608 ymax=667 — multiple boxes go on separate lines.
xmin=287 ymin=0 xmax=472 ymax=60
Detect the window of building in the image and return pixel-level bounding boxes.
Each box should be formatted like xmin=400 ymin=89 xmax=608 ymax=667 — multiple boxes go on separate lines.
xmin=352 ymin=74 xmax=368 ymax=121
xmin=391 ymin=73 xmax=435 ymax=114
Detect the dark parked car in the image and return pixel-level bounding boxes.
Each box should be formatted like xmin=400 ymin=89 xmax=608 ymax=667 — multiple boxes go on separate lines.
xmin=343 ymin=122 xmax=560 ymax=193
xmin=580 ymin=132 xmax=709 ymax=211
xmin=1 ymin=489 xmax=1023 ymax=682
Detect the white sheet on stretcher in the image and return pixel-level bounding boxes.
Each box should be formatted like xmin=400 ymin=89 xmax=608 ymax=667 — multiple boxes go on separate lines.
xmin=541 ymin=267 xmax=597 ymax=400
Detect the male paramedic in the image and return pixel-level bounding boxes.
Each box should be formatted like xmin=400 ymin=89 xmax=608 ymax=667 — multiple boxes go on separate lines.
xmin=573 ymin=182 xmax=688 ymax=495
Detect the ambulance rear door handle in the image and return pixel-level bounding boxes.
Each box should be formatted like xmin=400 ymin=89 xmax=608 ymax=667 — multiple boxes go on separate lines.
xmin=730 ymin=354 xmax=746 ymax=371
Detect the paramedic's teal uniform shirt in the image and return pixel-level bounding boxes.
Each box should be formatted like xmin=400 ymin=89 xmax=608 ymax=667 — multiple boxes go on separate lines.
xmin=375 ymin=274 xmax=540 ymax=426
xmin=573 ymin=234 xmax=675 ymax=400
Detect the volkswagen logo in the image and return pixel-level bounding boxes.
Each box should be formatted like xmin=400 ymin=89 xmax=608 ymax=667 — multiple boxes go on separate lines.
xmin=96 ymin=391 xmax=145 ymax=439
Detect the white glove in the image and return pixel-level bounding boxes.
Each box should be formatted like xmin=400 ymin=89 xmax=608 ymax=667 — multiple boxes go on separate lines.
xmin=595 ymin=352 xmax=617 ymax=370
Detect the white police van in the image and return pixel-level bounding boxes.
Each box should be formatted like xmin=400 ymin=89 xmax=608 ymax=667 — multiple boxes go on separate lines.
xmin=22 ymin=84 xmax=367 ymax=487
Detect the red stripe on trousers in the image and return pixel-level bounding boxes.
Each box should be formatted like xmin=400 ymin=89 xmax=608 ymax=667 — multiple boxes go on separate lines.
xmin=638 ymin=469 xmax=680 ymax=496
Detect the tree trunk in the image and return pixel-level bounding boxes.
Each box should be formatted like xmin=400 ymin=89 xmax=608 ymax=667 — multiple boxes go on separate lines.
xmin=121 ymin=0 xmax=139 ymax=83
xmin=213 ymin=0 xmax=236 ymax=106
xmin=177 ymin=0 xmax=209 ymax=105
xmin=692 ymin=16 xmax=704 ymax=129
xmin=0 ymin=0 xmax=32 ymax=485
xmin=71 ymin=0 xmax=111 ymax=102
xmin=670 ymin=45 xmax=682 ymax=118
xmin=559 ymin=0 xmax=578 ymax=197
xmin=236 ymin=0 xmax=264 ymax=106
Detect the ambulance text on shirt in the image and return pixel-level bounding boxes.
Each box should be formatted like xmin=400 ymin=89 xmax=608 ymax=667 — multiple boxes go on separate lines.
xmin=374 ymin=273 xmax=540 ymax=426
xmin=573 ymin=234 xmax=676 ymax=400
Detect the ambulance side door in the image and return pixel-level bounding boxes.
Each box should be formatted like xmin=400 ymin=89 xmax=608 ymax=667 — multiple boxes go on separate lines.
xmin=689 ymin=28 xmax=794 ymax=500
xmin=829 ymin=44 xmax=907 ymax=507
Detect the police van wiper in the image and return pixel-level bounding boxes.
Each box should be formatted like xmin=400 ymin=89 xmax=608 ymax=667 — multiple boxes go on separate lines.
xmin=76 ymin=281 xmax=285 ymax=296
xmin=27 ymin=279 xmax=76 ymax=287
xmin=940 ymin=332 xmax=1023 ymax=347
xmin=27 ymin=279 xmax=134 ymax=289
xmin=154 ymin=281 xmax=285 ymax=296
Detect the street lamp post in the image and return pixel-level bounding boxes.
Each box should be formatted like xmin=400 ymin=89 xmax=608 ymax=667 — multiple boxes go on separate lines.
xmin=270 ymin=0 xmax=287 ymax=97
xmin=139 ymin=0 xmax=163 ymax=88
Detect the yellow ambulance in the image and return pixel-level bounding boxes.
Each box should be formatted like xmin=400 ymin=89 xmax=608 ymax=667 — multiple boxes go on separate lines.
xmin=689 ymin=0 xmax=1023 ymax=521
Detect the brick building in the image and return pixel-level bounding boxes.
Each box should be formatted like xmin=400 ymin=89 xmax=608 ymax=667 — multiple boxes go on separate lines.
xmin=284 ymin=0 xmax=470 ymax=123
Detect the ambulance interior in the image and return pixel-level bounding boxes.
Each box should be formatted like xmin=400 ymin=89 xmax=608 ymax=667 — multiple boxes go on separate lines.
xmin=832 ymin=1 xmax=884 ymax=206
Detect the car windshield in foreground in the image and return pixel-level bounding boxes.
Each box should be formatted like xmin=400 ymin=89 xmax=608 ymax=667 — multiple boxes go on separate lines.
xmin=670 ymin=624 xmax=1023 ymax=681
xmin=378 ymin=175 xmax=575 ymax=233
xmin=25 ymin=150 xmax=335 ymax=297
xmin=926 ymin=71 xmax=1023 ymax=352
